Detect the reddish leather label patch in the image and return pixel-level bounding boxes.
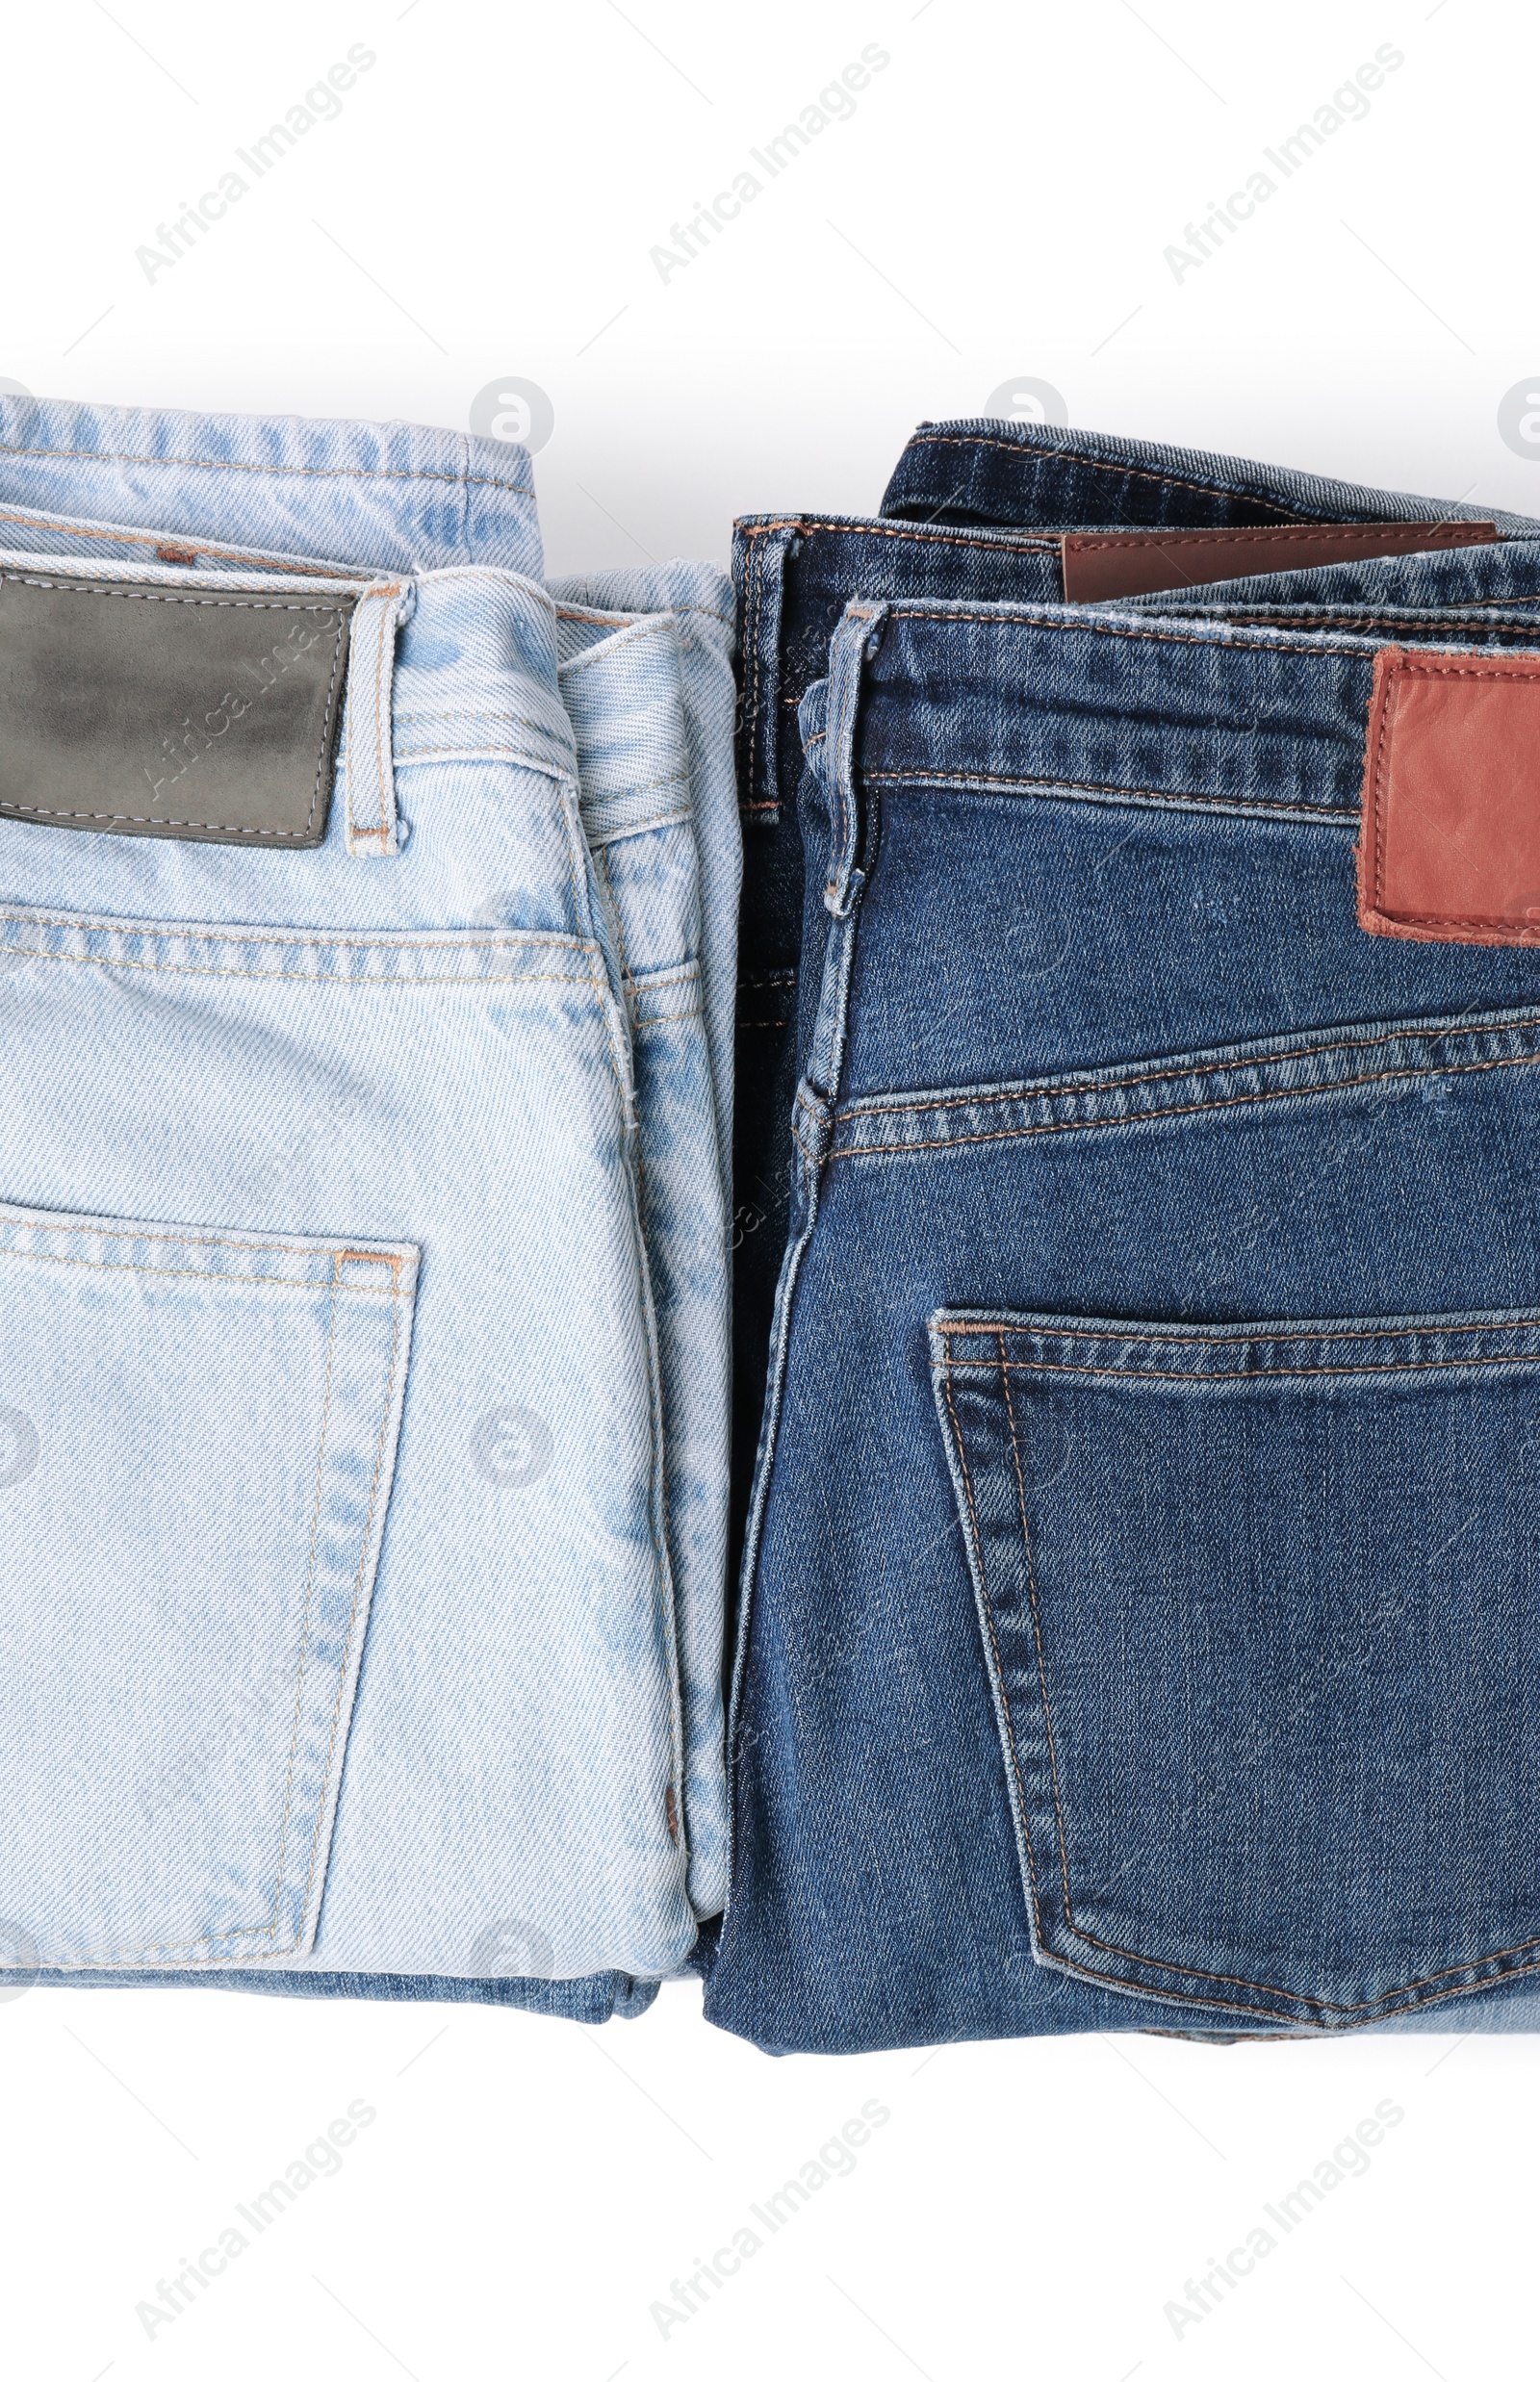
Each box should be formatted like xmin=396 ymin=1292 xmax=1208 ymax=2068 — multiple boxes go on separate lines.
xmin=1358 ymin=647 xmax=1540 ymax=945
xmin=1061 ymin=520 xmax=1496 ymax=603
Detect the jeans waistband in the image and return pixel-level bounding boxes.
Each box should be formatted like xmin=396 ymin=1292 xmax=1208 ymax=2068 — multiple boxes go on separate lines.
xmin=0 ymin=396 xmax=543 ymax=577
xmin=879 ymin=415 xmax=1540 ymax=542
xmin=816 ymin=597 xmax=1540 ymax=837
xmin=554 ymin=608 xmax=692 ymax=842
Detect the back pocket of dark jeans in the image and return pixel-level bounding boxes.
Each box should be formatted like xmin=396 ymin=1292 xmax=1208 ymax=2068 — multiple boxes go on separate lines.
xmin=931 ymin=1306 xmax=1540 ymax=2029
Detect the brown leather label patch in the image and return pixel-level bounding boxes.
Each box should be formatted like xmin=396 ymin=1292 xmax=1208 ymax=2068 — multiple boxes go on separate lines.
xmin=1061 ymin=520 xmax=1496 ymax=603
xmin=1358 ymin=647 xmax=1540 ymax=945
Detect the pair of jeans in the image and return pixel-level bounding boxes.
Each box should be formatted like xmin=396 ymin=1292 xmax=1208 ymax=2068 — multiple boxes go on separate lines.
xmin=0 ymin=397 xmax=734 ymax=2020
xmin=711 ymin=417 xmax=1540 ymax=2054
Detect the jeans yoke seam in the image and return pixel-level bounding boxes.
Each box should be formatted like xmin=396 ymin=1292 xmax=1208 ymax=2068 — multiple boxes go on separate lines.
xmin=831 ymin=1047 xmax=1540 ymax=1158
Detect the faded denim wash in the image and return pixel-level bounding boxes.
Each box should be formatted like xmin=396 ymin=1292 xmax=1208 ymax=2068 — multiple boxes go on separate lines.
xmin=0 ymin=397 xmax=732 ymax=2013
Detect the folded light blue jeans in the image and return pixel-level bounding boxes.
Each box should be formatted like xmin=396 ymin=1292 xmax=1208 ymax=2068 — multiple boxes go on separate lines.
xmin=0 ymin=398 xmax=734 ymax=2012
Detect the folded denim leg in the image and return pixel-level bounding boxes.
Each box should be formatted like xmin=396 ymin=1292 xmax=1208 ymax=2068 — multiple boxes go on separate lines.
xmin=555 ymin=599 xmax=732 ymax=1918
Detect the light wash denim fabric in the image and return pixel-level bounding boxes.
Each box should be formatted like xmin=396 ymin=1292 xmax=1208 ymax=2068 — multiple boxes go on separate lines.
xmin=554 ymin=596 xmax=732 ymax=1917
xmin=0 ymin=397 xmax=723 ymax=1998
xmin=552 ymin=565 xmax=740 ymax=1201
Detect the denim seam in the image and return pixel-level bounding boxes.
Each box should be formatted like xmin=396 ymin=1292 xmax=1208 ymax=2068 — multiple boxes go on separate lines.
xmin=860 ymin=766 xmax=1358 ymax=823
xmin=941 ymin=1358 xmax=1051 ymax=1948
xmin=626 ymin=963 xmax=699 ymax=990
xmin=998 ymin=1351 xmax=1079 ymax=1929
xmin=1070 ymin=526 xmax=1488 ymax=555
xmin=0 ymin=913 xmax=590 ymax=952
xmin=0 ymin=437 xmax=534 ymax=498
xmin=880 ymin=607 xmax=1379 ymax=658
xmin=285 ymin=1270 xmax=403 ymax=1959
xmin=0 ymin=1223 xmax=389 ymax=1266
xmin=457 ymin=431 xmax=472 ymax=564
xmin=946 ymin=1352 xmax=1540 ymax=1383
xmin=393 ymin=746 xmax=584 ymax=772
xmin=0 ymin=952 xmax=600 ymax=988
xmin=267 ymin=1268 xmax=344 ymax=1950
xmin=1184 ymin=606 xmax=1540 ymax=631
xmin=830 ymin=1048 xmax=1540 ymax=1158
xmin=582 ymin=805 xmax=693 ymax=846
xmin=556 ymin=620 xmax=674 ymax=679
xmin=0 ymin=508 xmax=370 ymax=576
xmin=745 ymin=515 xmax=1060 ymax=555
xmin=842 ymin=1012 xmax=1540 ymax=1122
xmin=0 ymin=1247 xmax=398 ymax=1292
xmin=940 ymin=1315 xmax=1540 ymax=1350
xmin=897 ymin=433 xmax=1308 ymax=520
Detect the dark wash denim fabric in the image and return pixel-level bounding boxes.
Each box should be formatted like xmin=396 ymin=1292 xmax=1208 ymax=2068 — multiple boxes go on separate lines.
xmin=709 ymin=423 xmax=1540 ymax=2054
xmin=727 ymin=432 xmax=1540 ymax=1594
xmin=731 ymin=516 xmax=1063 ymax=1575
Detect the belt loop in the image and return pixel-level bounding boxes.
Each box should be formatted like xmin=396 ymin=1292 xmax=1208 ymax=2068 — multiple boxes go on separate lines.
xmin=345 ymin=579 xmax=416 ymax=858
xmin=822 ymin=600 xmax=886 ymax=919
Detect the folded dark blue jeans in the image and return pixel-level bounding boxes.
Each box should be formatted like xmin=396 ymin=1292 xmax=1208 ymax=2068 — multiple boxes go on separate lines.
xmin=713 ymin=420 xmax=1540 ymax=2054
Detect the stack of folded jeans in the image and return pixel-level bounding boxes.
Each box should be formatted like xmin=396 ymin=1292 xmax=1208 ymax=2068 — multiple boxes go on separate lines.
xmin=712 ymin=417 xmax=1540 ymax=2053
xmin=10 ymin=397 xmax=1540 ymax=2054
xmin=0 ymin=397 xmax=736 ymax=2022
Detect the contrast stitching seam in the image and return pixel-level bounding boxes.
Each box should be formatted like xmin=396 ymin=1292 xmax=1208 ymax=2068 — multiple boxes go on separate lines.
xmin=0 ymin=913 xmax=587 ymax=950
xmin=0 ymin=948 xmax=596 ymax=986
xmin=741 ymin=515 xmax=1060 ymax=554
xmin=896 ymin=434 xmax=1314 ymax=520
xmin=0 ymin=508 xmax=366 ymax=576
xmin=0 ymin=1221 xmax=387 ymax=1262
xmin=831 ymin=1046 xmax=1540 ymax=1156
xmin=871 ymin=606 xmax=1384 ymax=658
xmin=860 ymin=765 xmax=1356 ymax=819
xmin=0 ymin=1246 xmax=398 ymax=1290
xmin=944 ymin=1351 xmax=1540 ymax=1382
xmin=998 ymin=1349 xmax=1077 ymax=1924
xmin=283 ymin=1272 xmax=402 ymax=1957
xmin=943 ymin=1363 xmax=1048 ymax=1946
xmin=265 ymin=1269 xmax=343 ymax=1948
xmin=0 ymin=438 xmax=534 ymax=496
xmin=842 ymin=1014 xmax=1538 ymax=1121
xmin=938 ymin=1315 xmax=1540 ymax=1349
xmin=556 ymin=619 xmax=674 ymax=678
xmin=1065 ymin=525 xmax=1493 ymax=554
xmin=5 ymin=575 xmax=346 ymax=611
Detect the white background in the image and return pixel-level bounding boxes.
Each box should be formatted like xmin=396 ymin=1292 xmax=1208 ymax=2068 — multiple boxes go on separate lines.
xmin=5 ymin=3 xmax=1539 ymax=2376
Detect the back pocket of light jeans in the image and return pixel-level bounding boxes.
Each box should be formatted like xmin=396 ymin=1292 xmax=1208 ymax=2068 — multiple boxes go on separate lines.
xmin=0 ymin=1198 xmax=417 ymax=1969
xmin=932 ymin=1306 xmax=1540 ymax=2029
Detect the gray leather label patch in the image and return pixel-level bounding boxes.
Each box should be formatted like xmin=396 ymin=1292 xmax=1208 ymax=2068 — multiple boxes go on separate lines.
xmin=0 ymin=572 xmax=354 ymax=847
